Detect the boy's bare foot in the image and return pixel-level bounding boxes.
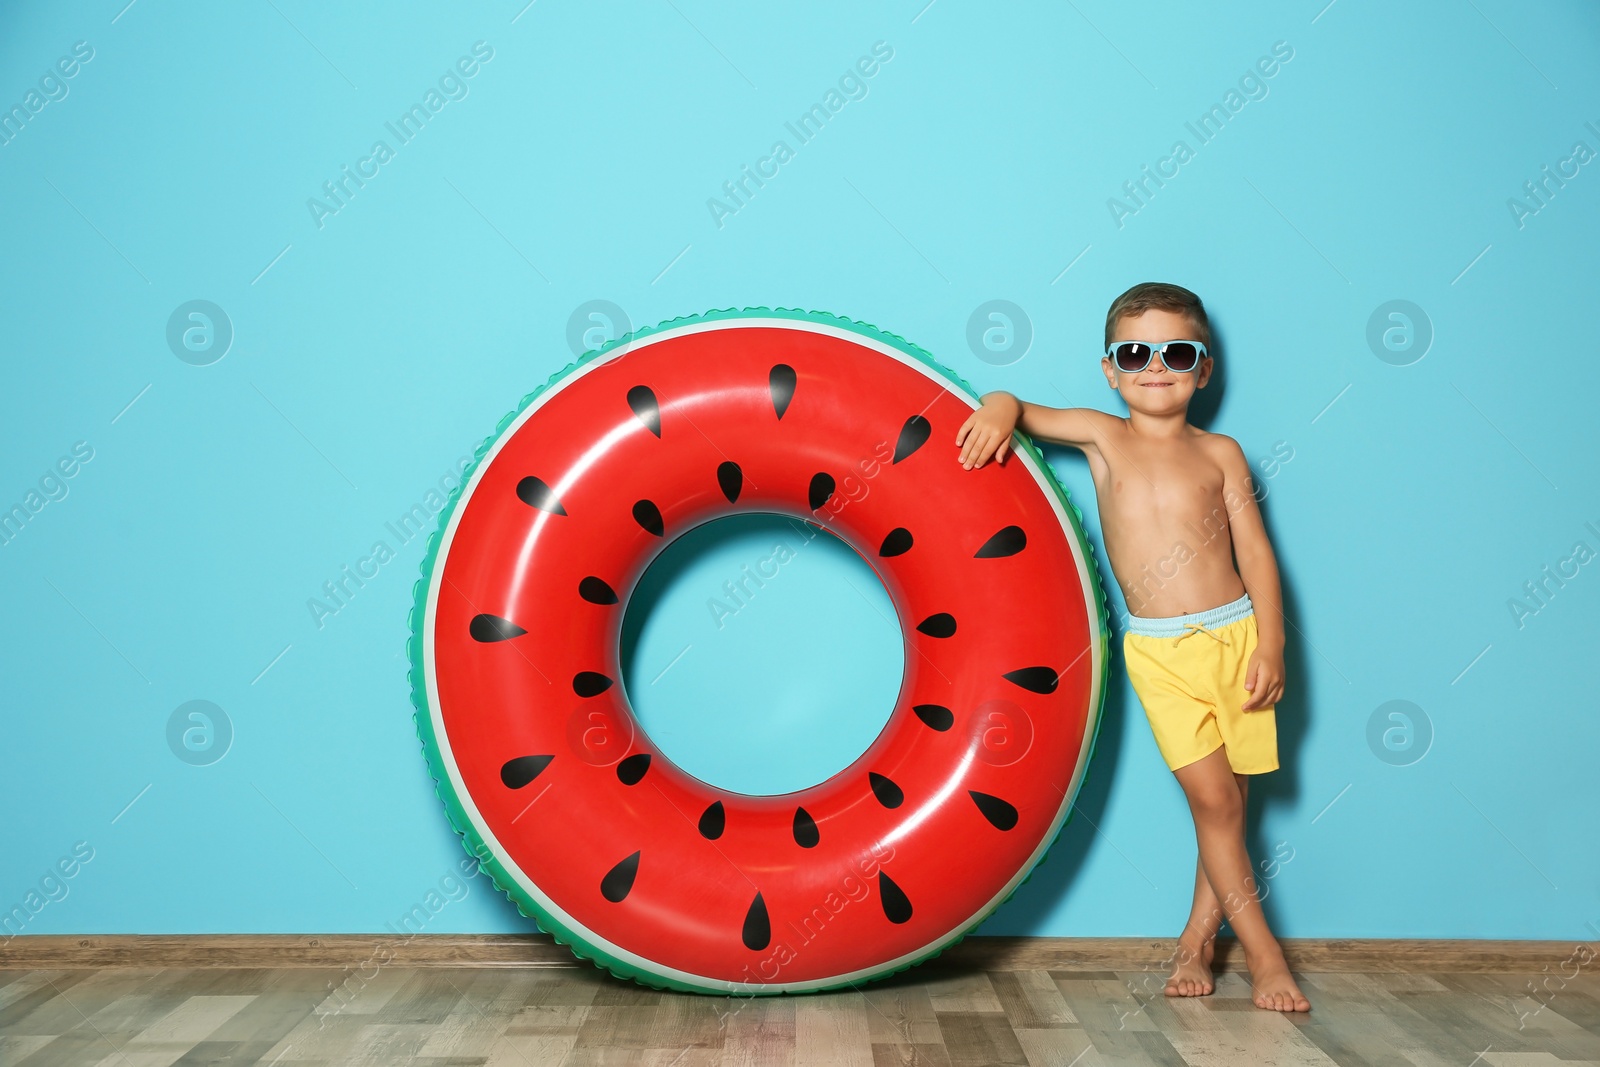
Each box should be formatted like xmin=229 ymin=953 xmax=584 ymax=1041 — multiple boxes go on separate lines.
xmin=1247 ymin=952 xmax=1311 ymax=1012
xmin=1164 ymin=936 xmax=1215 ymax=997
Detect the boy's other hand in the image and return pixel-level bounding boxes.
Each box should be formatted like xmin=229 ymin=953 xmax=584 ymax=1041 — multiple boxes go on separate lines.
xmin=956 ymin=395 xmax=1020 ymax=469
xmin=1242 ymin=646 xmax=1285 ymax=710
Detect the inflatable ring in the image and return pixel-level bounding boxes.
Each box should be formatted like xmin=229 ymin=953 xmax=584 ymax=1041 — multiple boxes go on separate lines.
xmin=409 ymin=309 xmax=1110 ymax=994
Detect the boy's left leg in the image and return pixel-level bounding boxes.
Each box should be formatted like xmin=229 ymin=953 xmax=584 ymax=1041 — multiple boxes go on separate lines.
xmin=1166 ymin=770 xmax=1247 ymax=997
xmin=1173 ymin=747 xmax=1310 ymax=1013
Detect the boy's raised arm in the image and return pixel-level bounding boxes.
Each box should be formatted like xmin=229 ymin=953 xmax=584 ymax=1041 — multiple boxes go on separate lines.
xmin=956 ymin=391 xmax=1108 ymax=468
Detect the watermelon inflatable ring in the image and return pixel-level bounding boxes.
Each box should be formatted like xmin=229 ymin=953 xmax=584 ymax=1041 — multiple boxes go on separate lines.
xmin=408 ymin=309 xmax=1110 ymax=994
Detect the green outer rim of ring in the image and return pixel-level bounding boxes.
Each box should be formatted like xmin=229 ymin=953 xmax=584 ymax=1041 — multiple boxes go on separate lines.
xmin=407 ymin=307 xmax=1114 ymax=996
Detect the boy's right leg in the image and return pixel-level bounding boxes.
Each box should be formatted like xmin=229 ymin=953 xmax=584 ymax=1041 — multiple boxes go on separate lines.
xmin=1172 ymin=747 xmax=1310 ymax=1012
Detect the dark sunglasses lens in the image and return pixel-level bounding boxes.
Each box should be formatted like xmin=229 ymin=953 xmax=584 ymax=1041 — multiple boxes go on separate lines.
xmin=1114 ymin=343 xmax=1151 ymax=372
xmin=1163 ymin=343 xmax=1200 ymax=371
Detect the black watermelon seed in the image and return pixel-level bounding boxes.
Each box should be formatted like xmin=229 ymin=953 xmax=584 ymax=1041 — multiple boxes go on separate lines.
xmin=698 ymin=801 xmax=726 ymax=840
xmin=879 ymin=527 xmax=913 ymax=557
xmin=808 ymin=472 xmax=835 ymax=511
xmin=769 ymin=364 xmax=797 ymax=420
xmin=717 ymin=461 xmax=743 ymax=503
xmin=916 ymin=613 xmax=957 ymax=638
xmin=633 ymin=499 xmax=664 ymax=536
xmin=516 ymin=476 xmax=567 ymax=515
xmin=617 ymin=753 xmax=651 ymax=785
xmin=1003 ymin=666 xmax=1060 ymax=694
xmin=743 ymin=892 xmax=771 ymax=950
xmin=600 ymin=850 xmax=641 ymax=902
xmin=913 ymin=704 xmax=954 ymax=731
xmin=793 ymin=807 xmax=820 ymax=848
xmin=969 ymin=790 xmax=1020 ymax=831
xmin=578 ymin=576 xmax=619 ymax=605
xmin=573 ymin=671 xmax=613 ymax=697
xmin=469 ymin=614 xmax=525 ymax=642
xmin=869 ymin=772 xmax=904 ymax=809
xmin=500 ymin=754 xmax=552 ymax=789
xmin=879 ymin=871 xmax=913 ymax=924
xmin=892 ymin=414 xmax=931 ymax=463
xmin=627 ymin=385 xmax=661 ymax=437
xmin=975 ymin=525 xmax=1027 ymax=558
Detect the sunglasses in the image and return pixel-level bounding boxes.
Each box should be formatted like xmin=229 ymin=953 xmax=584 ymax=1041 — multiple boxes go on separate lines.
xmin=1105 ymin=339 xmax=1208 ymax=373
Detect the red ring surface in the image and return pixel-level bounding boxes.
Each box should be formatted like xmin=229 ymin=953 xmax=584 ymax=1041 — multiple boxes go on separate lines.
xmin=424 ymin=318 xmax=1101 ymax=988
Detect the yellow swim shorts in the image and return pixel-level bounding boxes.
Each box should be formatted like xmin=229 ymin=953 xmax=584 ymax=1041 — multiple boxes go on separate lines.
xmin=1122 ymin=591 xmax=1278 ymax=775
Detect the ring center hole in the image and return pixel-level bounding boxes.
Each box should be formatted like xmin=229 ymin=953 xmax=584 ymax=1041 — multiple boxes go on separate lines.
xmin=620 ymin=512 xmax=906 ymax=796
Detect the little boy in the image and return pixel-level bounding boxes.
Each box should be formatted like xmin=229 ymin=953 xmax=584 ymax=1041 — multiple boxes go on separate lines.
xmin=954 ymin=281 xmax=1310 ymax=1013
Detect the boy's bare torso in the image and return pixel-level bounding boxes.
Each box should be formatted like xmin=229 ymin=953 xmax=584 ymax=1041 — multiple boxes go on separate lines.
xmin=1072 ymin=414 xmax=1247 ymax=619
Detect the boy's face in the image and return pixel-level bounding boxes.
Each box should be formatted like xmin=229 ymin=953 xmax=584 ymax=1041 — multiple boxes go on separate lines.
xmin=1101 ymin=308 xmax=1213 ymax=415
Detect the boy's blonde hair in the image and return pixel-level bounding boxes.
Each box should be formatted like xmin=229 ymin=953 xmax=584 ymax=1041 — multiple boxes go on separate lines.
xmin=1104 ymin=282 xmax=1212 ymax=349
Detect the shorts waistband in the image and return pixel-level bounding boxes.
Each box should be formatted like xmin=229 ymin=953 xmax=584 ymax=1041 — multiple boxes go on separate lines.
xmin=1123 ymin=591 xmax=1253 ymax=638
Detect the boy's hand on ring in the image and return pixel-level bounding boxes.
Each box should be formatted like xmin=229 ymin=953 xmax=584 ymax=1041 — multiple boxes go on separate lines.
xmin=955 ymin=408 xmax=1015 ymax=469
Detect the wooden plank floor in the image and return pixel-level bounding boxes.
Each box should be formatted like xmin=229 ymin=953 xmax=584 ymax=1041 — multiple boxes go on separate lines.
xmin=2 ymin=962 xmax=1597 ymax=1066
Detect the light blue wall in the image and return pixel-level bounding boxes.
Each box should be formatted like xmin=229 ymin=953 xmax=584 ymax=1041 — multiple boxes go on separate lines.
xmin=2 ymin=0 xmax=1596 ymax=943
